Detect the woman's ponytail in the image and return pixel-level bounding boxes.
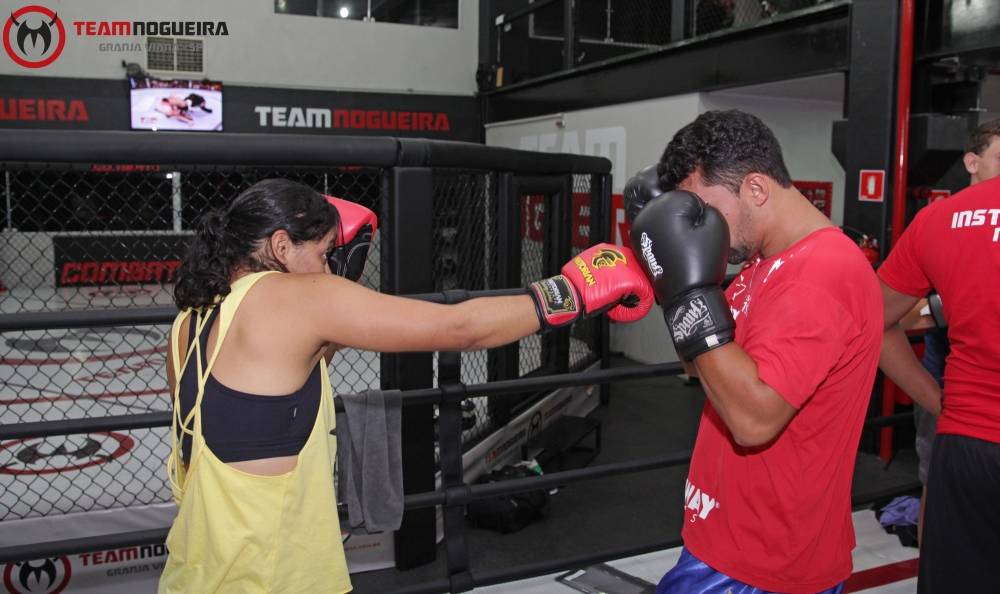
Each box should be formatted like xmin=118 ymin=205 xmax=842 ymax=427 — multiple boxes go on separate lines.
xmin=172 ymin=179 xmax=339 ymax=311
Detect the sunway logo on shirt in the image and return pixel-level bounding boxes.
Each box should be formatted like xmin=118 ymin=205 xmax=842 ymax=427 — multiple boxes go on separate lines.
xmin=684 ymin=478 xmax=719 ymax=522
xmin=951 ymin=208 xmax=1000 ymax=243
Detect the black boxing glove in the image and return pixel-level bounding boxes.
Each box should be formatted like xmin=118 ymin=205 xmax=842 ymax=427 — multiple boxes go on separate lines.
xmin=629 ymin=190 xmax=736 ymax=360
xmin=623 ymin=164 xmax=663 ymax=224
xmin=324 ymin=196 xmax=377 ymax=282
xmin=925 ymin=291 xmax=947 ymax=328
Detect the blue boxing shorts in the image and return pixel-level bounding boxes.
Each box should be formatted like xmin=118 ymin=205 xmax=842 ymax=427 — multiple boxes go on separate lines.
xmin=656 ymin=548 xmax=844 ymax=594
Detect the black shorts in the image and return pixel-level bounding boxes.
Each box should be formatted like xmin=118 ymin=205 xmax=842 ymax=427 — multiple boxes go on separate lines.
xmin=918 ymin=433 xmax=1000 ymax=593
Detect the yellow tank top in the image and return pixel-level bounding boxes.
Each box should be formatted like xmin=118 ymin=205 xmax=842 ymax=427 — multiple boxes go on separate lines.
xmin=159 ymin=271 xmax=352 ymax=593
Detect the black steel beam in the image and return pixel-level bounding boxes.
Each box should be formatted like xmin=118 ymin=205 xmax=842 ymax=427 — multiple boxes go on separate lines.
xmin=915 ymin=0 xmax=1000 ymax=63
xmin=563 ymin=0 xmax=576 ymax=70
xmin=482 ymin=2 xmax=849 ymax=123
xmin=840 ymin=0 xmax=900 ymax=251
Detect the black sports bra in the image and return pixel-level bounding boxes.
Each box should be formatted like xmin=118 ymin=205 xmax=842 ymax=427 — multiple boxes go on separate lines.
xmin=177 ymin=308 xmax=321 ymax=464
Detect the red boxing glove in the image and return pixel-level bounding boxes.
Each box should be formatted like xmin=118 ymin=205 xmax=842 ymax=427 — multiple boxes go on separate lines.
xmin=324 ymin=195 xmax=377 ymax=282
xmin=528 ymin=243 xmax=654 ymax=331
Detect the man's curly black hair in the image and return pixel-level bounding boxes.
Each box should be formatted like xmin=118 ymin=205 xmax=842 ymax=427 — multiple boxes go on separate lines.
xmin=657 ymin=109 xmax=793 ymax=194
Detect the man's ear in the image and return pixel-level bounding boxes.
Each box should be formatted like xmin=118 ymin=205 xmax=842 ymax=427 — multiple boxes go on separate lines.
xmin=744 ymin=173 xmax=770 ymax=207
xmin=269 ymin=229 xmax=293 ymax=267
xmin=963 ymin=151 xmax=979 ymax=177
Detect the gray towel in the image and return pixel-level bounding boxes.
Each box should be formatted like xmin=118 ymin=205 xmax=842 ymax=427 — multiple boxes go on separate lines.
xmin=335 ymin=389 xmax=403 ymax=535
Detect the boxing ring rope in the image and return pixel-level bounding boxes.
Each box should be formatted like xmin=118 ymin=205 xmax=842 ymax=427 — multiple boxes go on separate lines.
xmin=0 ymin=292 xmax=920 ymax=590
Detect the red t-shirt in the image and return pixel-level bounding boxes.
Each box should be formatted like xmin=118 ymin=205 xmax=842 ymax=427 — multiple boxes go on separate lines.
xmin=878 ymin=175 xmax=1000 ymax=443
xmin=682 ymin=227 xmax=883 ymax=593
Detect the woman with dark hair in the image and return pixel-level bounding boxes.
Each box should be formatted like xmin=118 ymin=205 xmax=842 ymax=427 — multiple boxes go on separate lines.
xmin=159 ymin=178 xmax=654 ymax=593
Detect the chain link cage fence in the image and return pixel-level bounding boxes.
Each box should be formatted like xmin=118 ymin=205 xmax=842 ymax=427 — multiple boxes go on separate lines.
xmin=493 ymin=0 xmax=836 ymax=86
xmin=0 ymin=164 xmax=383 ymax=521
xmin=1 ymin=163 xmax=605 ymax=521
xmin=429 ymin=171 xmax=601 ymax=452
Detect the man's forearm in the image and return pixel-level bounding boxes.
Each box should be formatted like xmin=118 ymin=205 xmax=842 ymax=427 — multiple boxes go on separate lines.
xmin=693 ymin=343 xmax=795 ymax=447
xmin=880 ymin=326 xmax=942 ymax=414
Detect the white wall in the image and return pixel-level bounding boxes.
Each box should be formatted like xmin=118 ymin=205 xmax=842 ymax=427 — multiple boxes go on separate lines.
xmin=485 ymin=94 xmax=701 ymax=195
xmin=485 ymin=77 xmax=846 ymax=364
xmin=2 ymin=0 xmax=479 ymax=95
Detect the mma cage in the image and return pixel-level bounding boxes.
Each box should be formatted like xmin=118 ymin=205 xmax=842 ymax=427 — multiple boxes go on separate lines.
xmin=0 ymin=130 xmax=918 ymax=593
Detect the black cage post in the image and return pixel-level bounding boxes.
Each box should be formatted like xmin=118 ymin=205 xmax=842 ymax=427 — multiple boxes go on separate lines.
xmin=437 ymin=349 xmax=471 ymax=591
xmin=548 ymin=174 xmax=574 ymax=374
xmin=487 ymin=172 xmax=522 ymax=427
xmin=589 ymin=173 xmax=612 ymax=405
xmin=383 ymin=167 xmax=439 ymax=569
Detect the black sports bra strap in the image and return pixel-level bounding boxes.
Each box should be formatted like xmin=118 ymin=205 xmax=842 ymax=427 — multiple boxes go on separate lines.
xmin=187 ymin=307 xmax=223 ymax=370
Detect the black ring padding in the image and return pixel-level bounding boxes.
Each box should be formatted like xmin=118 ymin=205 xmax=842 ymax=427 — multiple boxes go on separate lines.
xmin=0 ymin=130 xmax=611 ymax=174
xmin=0 ymin=528 xmax=169 ymax=565
xmin=0 ymin=130 xmax=401 ymax=168
xmin=0 ymin=406 xmax=921 ymax=448
xmin=0 ymin=289 xmax=533 ymax=332
xmin=404 ymin=451 xmax=692 ymax=511
xmin=0 ymin=467 xmax=921 ymax=566
xmin=440 ymin=289 xmax=471 ymax=305
xmin=396 ymin=138 xmax=611 ymax=174
xmin=0 ymin=363 xmax=681 ymax=439
xmin=448 ymin=571 xmax=476 ymax=594
xmin=443 ymin=484 xmax=474 ymax=507
xmin=0 ymin=412 xmax=173 ymax=440
xmin=438 ymin=381 xmax=468 ymax=402
xmin=0 ymin=306 xmax=179 ymax=332
xmin=862 ymin=411 xmax=914 ymax=429
xmin=851 ymin=481 xmax=923 ymax=508
xmin=398 ymin=362 xmax=685 ymax=406
xmin=404 ymin=287 xmax=527 ymax=304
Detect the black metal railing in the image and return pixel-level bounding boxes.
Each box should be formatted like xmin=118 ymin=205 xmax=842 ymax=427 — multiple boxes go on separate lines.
xmin=0 ymin=291 xmax=920 ymax=593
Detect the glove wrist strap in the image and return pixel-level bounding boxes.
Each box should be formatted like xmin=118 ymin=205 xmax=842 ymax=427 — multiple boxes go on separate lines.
xmin=528 ymin=275 xmax=582 ymax=332
xmin=666 ymin=287 xmax=735 ymax=360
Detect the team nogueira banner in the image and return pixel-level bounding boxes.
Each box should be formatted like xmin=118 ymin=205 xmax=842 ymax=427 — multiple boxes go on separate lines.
xmin=53 ymin=234 xmax=189 ymax=287
xmin=0 ymin=74 xmax=481 ymax=141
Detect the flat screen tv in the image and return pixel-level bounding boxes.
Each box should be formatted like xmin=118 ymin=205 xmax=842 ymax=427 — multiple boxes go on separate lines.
xmin=129 ymin=76 xmax=223 ymax=132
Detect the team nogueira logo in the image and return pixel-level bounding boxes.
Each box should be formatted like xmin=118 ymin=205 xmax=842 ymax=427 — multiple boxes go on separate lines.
xmin=3 ymin=556 xmax=72 ymax=594
xmin=4 ymin=5 xmax=66 ymax=68
xmin=0 ymin=433 xmax=134 ymax=475
xmin=591 ymin=248 xmax=626 ymax=268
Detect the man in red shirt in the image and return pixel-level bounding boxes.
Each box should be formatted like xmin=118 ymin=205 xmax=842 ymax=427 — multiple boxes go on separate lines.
xmin=878 ymin=147 xmax=1000 ymax=592
xmin=625 ymin=110 xmax=883 ymax=593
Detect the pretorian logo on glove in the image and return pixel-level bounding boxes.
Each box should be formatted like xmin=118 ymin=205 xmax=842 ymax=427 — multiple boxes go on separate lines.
xmin=573 ymin=248 xmax=628 ymax=287
xmin=591 ymin=248 xmax=627 ymax=268
xmin=639 ymin=233 xmax=664 ymax=279
xmin=670 ymin=296 xmax=715 ymax=342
